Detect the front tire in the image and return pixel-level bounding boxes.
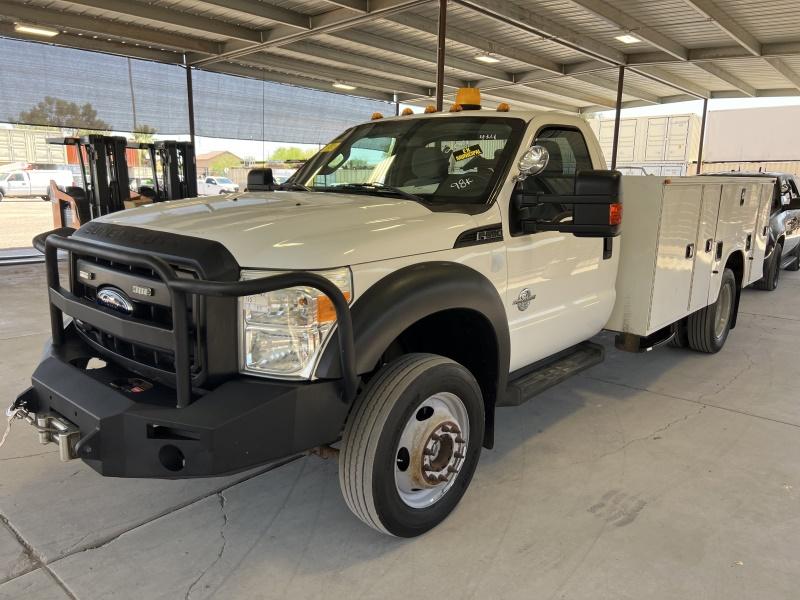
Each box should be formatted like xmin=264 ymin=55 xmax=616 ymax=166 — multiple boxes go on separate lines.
xmin=339 ymin=353 xmax=484 ymax=537
xmin=687 ymin=268 xmax=736 ymax=353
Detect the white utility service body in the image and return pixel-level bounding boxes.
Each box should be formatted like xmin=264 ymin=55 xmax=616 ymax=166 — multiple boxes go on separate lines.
xmin=12 ymin=105 xmax=775 ymax=538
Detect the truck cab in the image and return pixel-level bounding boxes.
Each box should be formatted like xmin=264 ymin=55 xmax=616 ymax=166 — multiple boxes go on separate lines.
xmin=197 ymin=175 xmax=240 ymax=195
xmin=11 ymin=91 xmax=770 ymax=538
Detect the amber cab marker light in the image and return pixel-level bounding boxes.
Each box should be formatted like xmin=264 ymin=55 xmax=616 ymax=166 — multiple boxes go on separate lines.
xmin=496 ymin=102 xmax=510 ymax=112
xmin=609 ymin=203 xmax=623 ymax=226
xmin=424 ymin=105 xmax=437 ymax=113
xmin=401 ymin=107 xmax=414 ymax=116
xmin=449 ymin=103 xmax=463 ymax=112
xmin=371 ymin=112 xmax=384 ymax=120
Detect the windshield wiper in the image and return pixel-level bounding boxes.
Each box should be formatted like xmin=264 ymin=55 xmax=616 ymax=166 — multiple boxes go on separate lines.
xmin=277 ymin=182 xmax=311 ymax=191
xmin=333 ymin=183 xmax=425 ymax=203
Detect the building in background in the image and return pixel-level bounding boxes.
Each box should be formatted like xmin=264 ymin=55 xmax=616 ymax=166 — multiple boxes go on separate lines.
xmin=196 ymin=150 xmax=242 ymax=175
xmin=588 ymin=114 xmax=702 ymax=176
xmin=700 ymin=106 xmax=800 ymax=177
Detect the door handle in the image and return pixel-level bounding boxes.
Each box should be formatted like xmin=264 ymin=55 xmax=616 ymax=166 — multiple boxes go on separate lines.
xmin=686 ymin=243 xmax=695 ymax=259
xmin=705 ymin=238 xmax=713 ymax=253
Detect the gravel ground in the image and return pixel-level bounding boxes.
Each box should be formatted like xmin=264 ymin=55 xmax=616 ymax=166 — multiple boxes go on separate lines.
xmin=0 ymin=197 xmax=54 ymax=250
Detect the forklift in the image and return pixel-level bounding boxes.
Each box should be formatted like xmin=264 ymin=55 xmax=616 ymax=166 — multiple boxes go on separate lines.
xmin=47 ymin=136 xmax=197 ymax=229
xmin=127 ymin=140 xmax=198 ymax=202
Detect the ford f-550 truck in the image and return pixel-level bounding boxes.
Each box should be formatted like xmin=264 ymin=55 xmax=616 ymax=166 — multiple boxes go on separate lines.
xmin=9 ymin=93 xmax=774 ymax=537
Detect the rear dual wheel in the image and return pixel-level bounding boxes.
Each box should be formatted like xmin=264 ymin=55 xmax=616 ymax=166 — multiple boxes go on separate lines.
xmin=687 ymin=268 xmax=736 ymax=353
xmin=339 ymin=354 xmax=484 ymax=537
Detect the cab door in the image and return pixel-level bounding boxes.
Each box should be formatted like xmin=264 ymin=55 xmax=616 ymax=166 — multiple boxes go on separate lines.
xmin=782 ymin=177 xmax=800 ymax=255
xmin=5 ymin=172 xmax=30 ymax=196
xmin=502 ymin=121 xmax=618 ymax=371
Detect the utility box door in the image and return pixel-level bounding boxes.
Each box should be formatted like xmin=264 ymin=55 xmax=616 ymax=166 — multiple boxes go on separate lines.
xmin=648 ymin=183 xmax=703 ymax=331
xmin=688 ymin=184 xmax=722 ymax=312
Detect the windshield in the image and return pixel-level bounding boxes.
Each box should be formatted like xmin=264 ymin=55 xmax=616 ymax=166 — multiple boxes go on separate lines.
xmin=293 ymin=116 xmax=525 ymax=205
xmin=216 ymin=177 xmax=234 ymax=184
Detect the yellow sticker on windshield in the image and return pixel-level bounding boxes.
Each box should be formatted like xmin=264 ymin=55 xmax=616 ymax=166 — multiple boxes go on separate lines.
xmin=454 ymin=144 xmax=483 ymax=161
xmin=321 ymin=142 xmax=340 ymax=153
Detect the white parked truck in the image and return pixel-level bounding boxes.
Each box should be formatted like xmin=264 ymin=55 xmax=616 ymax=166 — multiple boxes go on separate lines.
xmin=0 ymin=168 xmax=73 ymax=201
xmin=196 ymin=175 xmax=240 ymax=195
xmin=12 ymin=94 xmax=773 ymax=537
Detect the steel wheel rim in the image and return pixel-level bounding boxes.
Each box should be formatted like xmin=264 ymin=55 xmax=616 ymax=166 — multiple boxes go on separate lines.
xmin=714 ymin=283 xmax=733 ymax=339
xmin=394 ymin=392 xmax=470 ymax=509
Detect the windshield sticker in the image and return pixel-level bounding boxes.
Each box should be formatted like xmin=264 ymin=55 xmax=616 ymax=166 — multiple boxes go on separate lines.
xmin=451 ymin=177 xmax=474 ymax=190
xmin=454 ymin=145 xmax=483 ymax=161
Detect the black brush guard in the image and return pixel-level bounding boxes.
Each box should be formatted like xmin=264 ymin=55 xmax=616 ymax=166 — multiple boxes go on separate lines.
xmin=43 ymin=233 xmax=359 ymax=408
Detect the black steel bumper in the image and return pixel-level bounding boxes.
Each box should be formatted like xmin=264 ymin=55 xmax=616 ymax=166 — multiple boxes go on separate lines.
xmin=13 ymin=229 xmax=358 ymax=478
xmin=15 ymin=328 xmax=350 ymax=478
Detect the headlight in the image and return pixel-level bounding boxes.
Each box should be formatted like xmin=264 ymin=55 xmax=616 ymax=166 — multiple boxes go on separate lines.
xmin=239 ymin=267 xmax=352 ymax=378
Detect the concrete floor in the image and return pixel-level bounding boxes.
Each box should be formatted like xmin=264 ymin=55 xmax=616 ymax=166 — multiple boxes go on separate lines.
xmin=1 ymin=263 xmax=799 ymax=600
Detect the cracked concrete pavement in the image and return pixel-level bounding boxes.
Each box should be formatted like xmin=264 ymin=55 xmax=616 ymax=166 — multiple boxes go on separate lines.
xmin=2 ymin=263 xmax=800 ymax=599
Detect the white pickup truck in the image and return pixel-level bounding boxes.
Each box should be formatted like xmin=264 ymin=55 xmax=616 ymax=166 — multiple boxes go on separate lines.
xmin=196 ymin=175 xmax=240 ymax=195
xmin=0 ymin=168 xmax=73 ymax=201
xmin=12 ymin=95 xmax=773 ymax=538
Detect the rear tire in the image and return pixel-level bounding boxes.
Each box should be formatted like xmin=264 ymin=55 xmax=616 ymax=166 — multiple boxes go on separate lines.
xmin=687 ymin=268 xmax=736 ymax=353
xmin=755 ymin=243 xmax=782 ymax=290
xmin=668 ymin=319 xmax=688 ymax=348
xmin=339 ymin=353 xmax=484 ymax=537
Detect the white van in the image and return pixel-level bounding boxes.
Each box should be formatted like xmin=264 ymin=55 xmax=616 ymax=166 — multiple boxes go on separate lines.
xmin=0 ymin=169 xmax=74 ymax=200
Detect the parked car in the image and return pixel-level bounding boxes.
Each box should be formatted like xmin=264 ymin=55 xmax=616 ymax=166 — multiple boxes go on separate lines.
xmin=0 ymin=169 xmax=73 ymax=201
xmin=709 ymin=172 xmax=800 ymax=290
xmin=196 ymin=175 xmax=240 ymax=195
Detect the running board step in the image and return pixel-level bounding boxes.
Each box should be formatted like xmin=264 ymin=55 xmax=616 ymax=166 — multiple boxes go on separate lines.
xmin=500 ymin=341 xmax=604 ymax=407
xmin=780 ymin=254 xmax=799 ymax=270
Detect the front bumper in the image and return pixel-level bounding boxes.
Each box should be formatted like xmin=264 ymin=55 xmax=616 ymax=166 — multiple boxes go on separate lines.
xmin=13 ymin=329 xmax=350 ymax=478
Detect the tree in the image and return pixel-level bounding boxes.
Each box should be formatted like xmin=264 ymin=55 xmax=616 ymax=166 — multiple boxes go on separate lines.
xmin=15 ymin=97 xmax=111 ymax=135
xmin=270 ymin=146 xmax=316 ymax=161
xmin=209 ymin=153 xmax=241 ymax=173
xmin=133 ymin=124 xmax=156 ymax=143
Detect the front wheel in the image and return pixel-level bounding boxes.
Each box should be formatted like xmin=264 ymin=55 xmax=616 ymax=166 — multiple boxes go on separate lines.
xmin=339 ymin=353 xmax=484 ymax=537
xmin=687 ymin=268 xmax=736 ymax=353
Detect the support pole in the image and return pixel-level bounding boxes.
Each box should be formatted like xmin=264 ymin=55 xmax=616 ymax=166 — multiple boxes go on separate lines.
xmin=435 ymin=0 xmax=447 ymax=111
xmin=610 ymin=65 xmax=625 ymax=171
xmin=696 ymin=98 xmax=708 ymax=175
xmin=185 ymin=56 xmax=196 ymax=149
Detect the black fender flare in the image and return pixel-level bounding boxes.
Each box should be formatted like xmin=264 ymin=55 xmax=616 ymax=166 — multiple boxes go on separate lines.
xmin=316 ymin=261 xmax=510 ymax=446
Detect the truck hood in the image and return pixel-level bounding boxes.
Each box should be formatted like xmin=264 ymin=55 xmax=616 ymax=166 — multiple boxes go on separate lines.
xmin=92 ymin=191 xmax=479 ymax=269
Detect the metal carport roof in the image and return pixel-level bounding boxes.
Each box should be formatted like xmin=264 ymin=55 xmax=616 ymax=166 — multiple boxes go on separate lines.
xmin=0 ymin=0 xmax=799 ymax=113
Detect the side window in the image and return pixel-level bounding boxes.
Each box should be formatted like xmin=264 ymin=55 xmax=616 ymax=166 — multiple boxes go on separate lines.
xmin=206 ymin=178 xmax=215 ymax=184
xmin=789 ymin=178 xmax=800 ymax=199
xmin=8 ymin=173 xmax=24 ymax=182
xmin=525 ymin=127 xmax=593 ymax=195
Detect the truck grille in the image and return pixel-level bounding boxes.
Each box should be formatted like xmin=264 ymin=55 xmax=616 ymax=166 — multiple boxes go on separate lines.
xmin=72 ymin=255 xmax=202 ymax=377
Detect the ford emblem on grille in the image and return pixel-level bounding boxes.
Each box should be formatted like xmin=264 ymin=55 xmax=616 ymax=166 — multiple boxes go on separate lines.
xmin=96 ymin=287 xmax=135 ymax=315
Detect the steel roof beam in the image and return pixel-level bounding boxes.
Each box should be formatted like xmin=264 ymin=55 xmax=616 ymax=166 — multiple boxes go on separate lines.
xmin=386 ymin=12 xmax=564 ymax=74
xmin=694 ymin=61 xmax=756 ymax=96
xmin=282 ymin=41 xmax=467 ymax=88
xmin=60 ymin=0 xmax=263 ymax=43
xmin=0 ymin=24 xmax=182 ymax=64
xmin=454 ymin=0 xmax=626 ymax=65
xmin=681 ymin=0 xmax=761 ymax=56
xmin=0 ymin=1 xmax=222 ymax=54
xmin=319 ymin=0 xmax=369 ymax=11
xmin=190 ymin=0 xmax=429 ymax=66
xmin=569 ymin=0 xmax=688 ymax=60
xmin=571 ymin=72 xmax=661 ymax=104
xmin=238 ymin=52 xmax=431 ymax=96
xmin=631 ymin=66 xmax=710 ymax=98
xmin=195 ymin=0 xmax=310 ymax=29
xmin=764 ymin=58 xmax=800 ymax=91
xmin=331 ymin=29 xmax=513 ymax=82
xmin=202 ymin=62 xmax=394 ymax=101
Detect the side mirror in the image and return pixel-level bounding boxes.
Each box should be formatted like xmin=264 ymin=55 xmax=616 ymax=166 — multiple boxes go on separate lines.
xmin=516 ymin=145 xmax=550 ymax=181
xmin=781 ymin=193 xmax=791 ymax=207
